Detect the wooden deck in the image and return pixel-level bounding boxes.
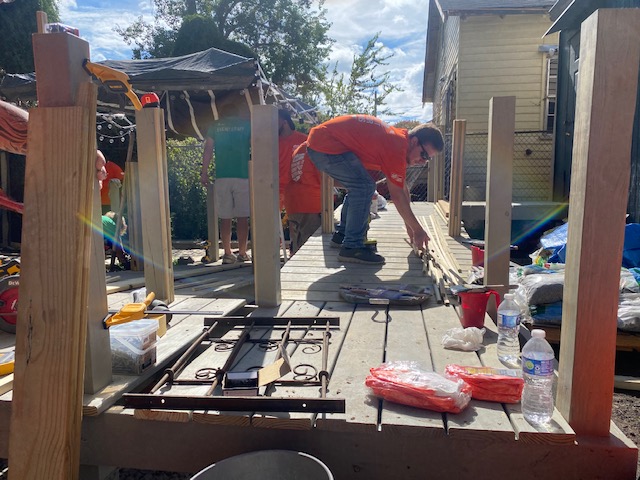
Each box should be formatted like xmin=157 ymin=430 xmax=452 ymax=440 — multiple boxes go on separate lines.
xmin=0 ymin=202 xmax=636 ymax=478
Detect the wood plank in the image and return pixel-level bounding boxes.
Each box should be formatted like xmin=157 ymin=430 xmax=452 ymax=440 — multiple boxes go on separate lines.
xmin=557 ymin=9 xmax=640 ymax=436
xmin=124 ymin=163 xmax=143 ymax=271
xmin=135 ymin=107 xmax=174 ymax=303
xmin=250 ymin=105 xmax=281 ymax=306
xmin=9 ymin=103 xmax=95 ymax=480
xmin=206 ymin=182 xmax=220 ymax=262
xmin=422 ymin=304 xmax=515 ymax=442
xmin=380 ymin=305 xmax=445 ymax=437
xmin=484 ymin=96 xmax=515 ymax=303
xmin=316 ymin=304 xmax=385 ymax=433
xmin=448 ymin=120 xmax=466 ymax=237
xmin=478 ymin=315 xmax=575 ymax=445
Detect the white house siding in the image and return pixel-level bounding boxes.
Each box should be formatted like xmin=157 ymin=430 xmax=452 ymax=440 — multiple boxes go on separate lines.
xmin=456 ymin=14 xmax=559 ymax=201
xmin=433 ymin=16 xmax=459 ymax=126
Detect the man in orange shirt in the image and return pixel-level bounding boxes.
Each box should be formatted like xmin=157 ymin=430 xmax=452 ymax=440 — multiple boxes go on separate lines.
xmin=307 ymin=115 xmax=444 ymax=264
xmin=100 ymin=157 xmax=125 ymax=214
xmin=278 ymin=109 xmax=322 ymax=253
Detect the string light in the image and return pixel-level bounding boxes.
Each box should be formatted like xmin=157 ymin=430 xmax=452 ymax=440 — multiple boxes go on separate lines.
xmin=96 ymin=113 xmax=136 ymax=143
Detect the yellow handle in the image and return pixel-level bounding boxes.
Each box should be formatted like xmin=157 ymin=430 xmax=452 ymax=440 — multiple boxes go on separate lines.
xmin=83 ymin=60 xmax=142 ymax=110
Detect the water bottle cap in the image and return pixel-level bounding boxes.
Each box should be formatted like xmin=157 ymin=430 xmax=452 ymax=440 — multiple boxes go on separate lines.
xmin=532 ymin=329 xmax=546 ymax=339
xmin=504 ymin=293 xmax=514 ymax=300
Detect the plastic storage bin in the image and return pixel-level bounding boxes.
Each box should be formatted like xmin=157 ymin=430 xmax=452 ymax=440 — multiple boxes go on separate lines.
xmin=110 ymin=319 xmax=159 ymax=375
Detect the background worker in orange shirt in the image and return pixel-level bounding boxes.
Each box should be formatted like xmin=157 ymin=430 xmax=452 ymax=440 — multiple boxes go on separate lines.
xmin=278 ymin=109 xmax=308 ymax=208
xmin=99 ymin=154 xmax=125 ymax=214
xmin=283 ymin=142 xmax=322 ymax=253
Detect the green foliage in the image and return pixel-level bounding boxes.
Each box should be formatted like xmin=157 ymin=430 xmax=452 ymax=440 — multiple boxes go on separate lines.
xmin=115 ymin=0 xmax=332 ymax=97
xmin=317 ymin=33 xmax=400 ymax=119
xmin=0 ymin=0 xmax=59 ymax=73
xmin=173 ymin=15 xmax=256 ymax=58
xmin=166 ymin=138 xmax=208 ymax=240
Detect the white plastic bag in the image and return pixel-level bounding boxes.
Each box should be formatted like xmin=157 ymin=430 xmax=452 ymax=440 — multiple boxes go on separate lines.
xmin=441 ymin=327 xmax=485 ymax=351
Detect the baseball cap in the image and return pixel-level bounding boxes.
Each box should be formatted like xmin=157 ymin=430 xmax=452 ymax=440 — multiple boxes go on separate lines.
xmin=278 ymin=109 xmax=296 ymax=130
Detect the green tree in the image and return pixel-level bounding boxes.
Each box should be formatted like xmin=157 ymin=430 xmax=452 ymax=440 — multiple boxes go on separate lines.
xmin=317 ymin=33 xmax=400 ymax=119
xmin=115 ymin=0 xmax=332 ymax=97
xmin=166 ymin=138 xmax=208 ymax=240
xmin=173 ymin=15 xmax=256 ymax=58
xmin=0 ymin=0 xmax=59 ymax=73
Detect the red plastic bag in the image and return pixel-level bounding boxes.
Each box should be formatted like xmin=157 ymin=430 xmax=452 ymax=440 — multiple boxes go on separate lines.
xmin=444 ymin=364 xmax=524 ymax=403
xmin=365 ymin=361 xmax=472 ymax=414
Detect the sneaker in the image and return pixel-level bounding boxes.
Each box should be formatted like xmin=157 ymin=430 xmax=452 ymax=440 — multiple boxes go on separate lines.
xmin=222 ymin=253 xmax=237 ymax=264
xmin=338 ymin=247 xmax=385 ymax=265
xmin=330 ymin=231 xmax=345 ymax=248
xmin=236 ymin=253 xmax=252 ymax=262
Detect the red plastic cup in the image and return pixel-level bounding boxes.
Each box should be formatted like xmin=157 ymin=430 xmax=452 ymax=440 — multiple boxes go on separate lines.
xmin=458 ymin=290 xmax=500 ymax=328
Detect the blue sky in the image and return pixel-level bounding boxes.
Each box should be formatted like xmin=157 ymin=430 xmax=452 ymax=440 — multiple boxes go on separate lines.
xmin=56 ymin=0 xmax=433 ymax=123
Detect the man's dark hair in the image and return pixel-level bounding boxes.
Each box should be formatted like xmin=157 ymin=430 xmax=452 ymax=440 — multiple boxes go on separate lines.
xmin=408 ymin=123 xmax=444 ymax=152
xmin=278 ymin=109 xmax=296 ymax=131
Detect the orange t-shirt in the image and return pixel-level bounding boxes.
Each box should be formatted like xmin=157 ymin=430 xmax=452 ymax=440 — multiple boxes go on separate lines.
xmin=278 ymin=130 xmax=308 ymax=203
xmin=100 ymin=161 xmax=125 ymax=206
xmin=306 ymin=115 xmax=409 ymax=187
xmin=283 ymin=142 xmax=321 ymax=214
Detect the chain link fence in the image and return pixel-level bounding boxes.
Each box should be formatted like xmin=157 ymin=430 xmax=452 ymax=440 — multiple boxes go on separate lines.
xmin=439 ymin=130 xmax=554 ymax=202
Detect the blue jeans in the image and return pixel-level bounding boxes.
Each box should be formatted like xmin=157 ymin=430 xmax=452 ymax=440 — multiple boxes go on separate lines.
xmin=307 ymin=148 xmax=375 ymax=248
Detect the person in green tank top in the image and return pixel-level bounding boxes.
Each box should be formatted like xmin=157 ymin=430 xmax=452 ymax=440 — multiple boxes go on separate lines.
xmin=201 ymin=116 xmax=251 ymax=264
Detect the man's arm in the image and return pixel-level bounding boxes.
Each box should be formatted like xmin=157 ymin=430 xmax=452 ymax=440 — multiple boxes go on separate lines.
xmin=387 ymin=181 xmax=430 ymax=250
xmin=200 ymin=137 xmax=214 ymax=186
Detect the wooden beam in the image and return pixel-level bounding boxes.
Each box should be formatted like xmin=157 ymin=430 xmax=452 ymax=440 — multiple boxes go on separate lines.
xmin=321 ymin=172 xmax=334 ymax=233
xmin=35 ymin=10 xmax=47 ymax=34
xmin=206 ymin=182 xmax=220 ymax=262
xmin=483 ymin=96 xmax=515 ymax=303
xmin=108 ymin=180 xmax=120 ymax=214
xmin=8 ymin=30 xmax=100 ymax=480
xmin=135 ymin=107 xmax=174 ymax=303
xmin=124 ymin=162 xmax=143 ymax=271
xmin=557 ymin=9 xmax=640 ymax=437
xmin=448 ymin=119 xmax=466 ymax=237
xmin=250 ymin=104 xmax=281 ymax=307
xmin=10 ymin=106 xmax=94 ymax=480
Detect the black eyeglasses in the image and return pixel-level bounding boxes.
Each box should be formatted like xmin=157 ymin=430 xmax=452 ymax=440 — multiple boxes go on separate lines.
xmin=419 ymin=143 xmax=431 ymax=161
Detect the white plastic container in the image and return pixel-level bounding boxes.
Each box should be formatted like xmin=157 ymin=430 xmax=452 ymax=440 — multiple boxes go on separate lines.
xmin=521 ymin=329 xmax=555 ymax=425
xmin=110 ymin=319 xmax=159 ymax=375
xmin=497 ymin=293 xmax=521 ymax=367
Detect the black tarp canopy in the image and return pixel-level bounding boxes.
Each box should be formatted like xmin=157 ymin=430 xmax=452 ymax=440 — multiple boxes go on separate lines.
xmin=0 ymin=47 xmax=283 ymax=138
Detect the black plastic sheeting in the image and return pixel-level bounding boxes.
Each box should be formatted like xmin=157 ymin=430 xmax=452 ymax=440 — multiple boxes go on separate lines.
xmin=0 ymin=47 xmax=262 ymax=138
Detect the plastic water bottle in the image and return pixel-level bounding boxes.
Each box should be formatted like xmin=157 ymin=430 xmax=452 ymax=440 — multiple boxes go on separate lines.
xmin=497 ymin=293 xmax=521 ymax=366
xmin=522 ymin=329 xmax=555 ymax=425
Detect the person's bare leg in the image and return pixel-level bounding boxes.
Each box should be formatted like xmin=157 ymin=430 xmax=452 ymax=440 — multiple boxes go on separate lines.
xmin=237 ymin=217 xmax=249 ymax=256
xmin=220 ymin=218 xmax=233 ymax=256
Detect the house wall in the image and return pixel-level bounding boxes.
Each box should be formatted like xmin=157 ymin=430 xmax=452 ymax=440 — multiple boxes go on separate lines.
xmin=455 ymin=14 xmax=559 ymax=201
xmin=433 ymin=16 xmax=459 ymax=126
xmin=457 ymin=14 xmax=558 ymax=132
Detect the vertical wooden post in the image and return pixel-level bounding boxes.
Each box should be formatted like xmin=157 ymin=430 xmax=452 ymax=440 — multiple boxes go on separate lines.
xmin=321 ymin=172 xmax=334 ymax=233
xmin=207 ymin=182 xmax=220 ymax=262
xmin=250 ymin=105 xmax=281 ymax=307
xmin=135 ymin=107 xmax=174 ymax=303
xmin=0 ymin=152 xmax=8 ymax=247
xmin=557 ymin=9 xmax=640 ymax=436
xmin=9 ymin=31 xmax=98 ymax=480
xmin=108 ymin=180 xmax=120 ymax=214
xmin=484 ymin=96 xmax=515 ymax=302
xmin=448 ymin=119 xmax=466 ymax=237
xmin=124 ymin=161 xmax=143 ymax=271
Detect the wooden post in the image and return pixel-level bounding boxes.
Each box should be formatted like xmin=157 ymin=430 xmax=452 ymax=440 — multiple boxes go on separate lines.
xmin=207 ymin=182 xmax=220 ymax=262
xmin=483 ymin=96 xmax=515 ymax=303
xmin=448 ymin=119 xmax=466 ymax=237
xmin=250 ymin=105 xmax=281 ymax=307
xmin=135 ymin=107 xmax=174 ymax=303
xmin=321 ymin=172 xmax=334 ymax=233
xmin=9 ymin=30 xmax=98 ymax=480
xmin=108 ymin=180 xmax=120 ymax=214
xmin=557 ymin=9 xmax=640 ymax=436
xmin=124 ymin=161 xmax=143 ymax=271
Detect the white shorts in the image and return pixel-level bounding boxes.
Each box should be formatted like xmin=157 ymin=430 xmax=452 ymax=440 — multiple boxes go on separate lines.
xmin=215 ymin=178 xmax=250 ymax=219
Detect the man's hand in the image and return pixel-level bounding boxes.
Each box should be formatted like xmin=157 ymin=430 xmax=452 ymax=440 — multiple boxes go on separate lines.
xmin=411 ymin=226 xmax=430 ymax=252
